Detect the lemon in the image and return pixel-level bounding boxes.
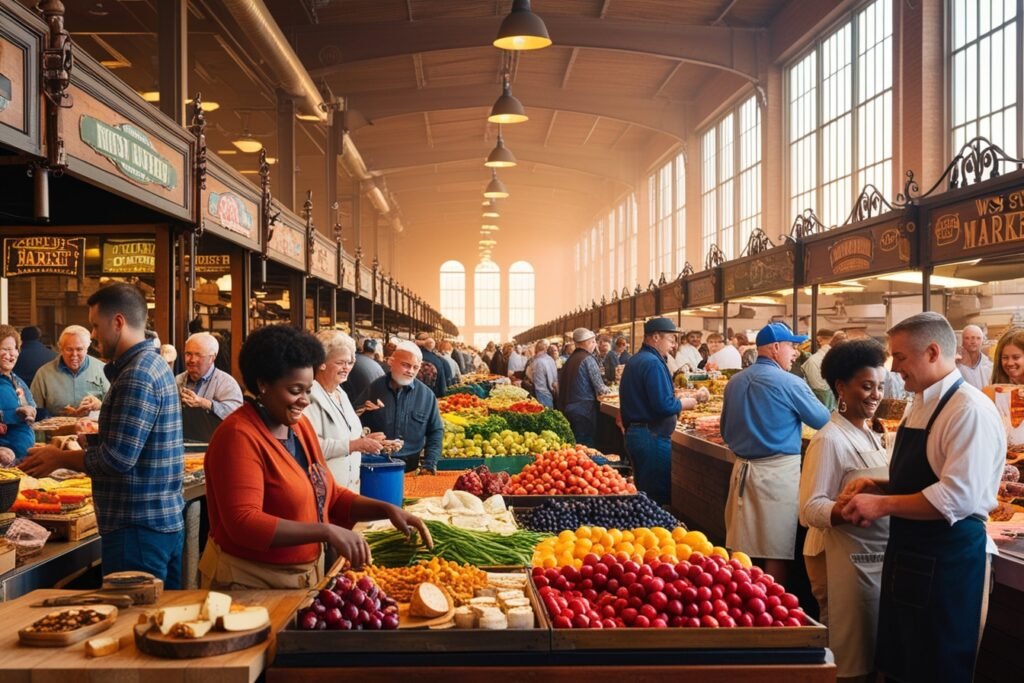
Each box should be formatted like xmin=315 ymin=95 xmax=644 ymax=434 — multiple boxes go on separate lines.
xmin=576 ymin=526 xmax=592 ymax=540
xmin=675 ymin=542 xmax=693 ymax=560
xmin=558 ymin=529 xmax=576 ymax=543
xmin=682 ymin=530 xmax=708 ymax=548
xmin=731 ymin=551 xmax=753 ymax=569
xmin=711 ymin=546 xmax=730 ymax=560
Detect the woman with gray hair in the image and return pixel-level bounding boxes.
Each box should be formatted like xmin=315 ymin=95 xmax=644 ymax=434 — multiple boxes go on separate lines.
xmin=306 ymin=330 xmax=385 ymax=492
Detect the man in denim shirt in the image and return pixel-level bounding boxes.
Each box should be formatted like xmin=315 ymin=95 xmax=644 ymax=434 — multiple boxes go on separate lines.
xmin=356 ymin=341 xmax=443 ymax=474
xmin=31 ymin=325 xmax=109 ymax=419
xmin=20 ymin=284 xmax=184 ymax=587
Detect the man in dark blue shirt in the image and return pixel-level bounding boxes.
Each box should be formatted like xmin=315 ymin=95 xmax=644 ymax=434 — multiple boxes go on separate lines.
xmin=357 ymin=341 xmax=443 ymax=474
xmin=13 ymin=326 xmax=56 ymax=387
xmin=415 ymin=332 xmax=452 ymax=398
xmin=619 ymin=317 xmax=696 ymax=505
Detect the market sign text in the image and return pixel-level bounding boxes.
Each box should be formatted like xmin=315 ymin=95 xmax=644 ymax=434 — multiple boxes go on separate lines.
xmin=929 ymin=188 xmax=1024 ymax=261
xmin=80 ymin=115 xmax=177 ymax=189
xmin=3 ymin=237 xmax=83 ymax=277
xmin=208 ymin=192 xmax=254 ymax=239
xmin=102 ymin=240 xmax=155 ymax=274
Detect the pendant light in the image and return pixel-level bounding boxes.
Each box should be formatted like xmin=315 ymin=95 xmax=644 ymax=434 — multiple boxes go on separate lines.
xmin=485 ymin=131 xmax=517 ymax=168
xmin=482 ymin=222 xmax=500 ymax=231
xmin=482 ymin=200 xmax=500 ymax=218
xmin=489 ymin=77 xmax=528 ymax=124
xmin=232 ymin=113 xmax=263 ymax=153
xmin=493 ymin=0 xmax=552 ymax=51
xmin=484 ymin=170 xmax=510 ymax=199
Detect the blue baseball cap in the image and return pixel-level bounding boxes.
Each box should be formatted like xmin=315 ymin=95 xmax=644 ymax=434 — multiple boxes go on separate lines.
xmin=756 ymin=322 xmax=809 ymax=346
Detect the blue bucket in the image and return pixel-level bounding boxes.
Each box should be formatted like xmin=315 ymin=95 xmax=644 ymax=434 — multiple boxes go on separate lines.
xmin=359 ymin=455 xmax=406 ymax=506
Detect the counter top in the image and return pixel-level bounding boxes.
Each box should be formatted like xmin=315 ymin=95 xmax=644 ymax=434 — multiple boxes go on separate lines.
xmin=0 ymin=588 xmax=306 ymax=683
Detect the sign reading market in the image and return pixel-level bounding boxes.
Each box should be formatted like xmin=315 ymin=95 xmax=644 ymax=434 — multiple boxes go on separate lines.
xmin=79 ymin=115 xmax=177 ymax=189
xmin=3 ymin=237 xmax=84 ymax=277
xmin=928 ymin=184 xmax=1024 ymax=262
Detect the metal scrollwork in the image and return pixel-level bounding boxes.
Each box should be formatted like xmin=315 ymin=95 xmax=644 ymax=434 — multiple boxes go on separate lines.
xmin=704 ymin=245 xmax=725 ymax=270
xmin=611 ymin=290 xmax=618 ymax=302
xmin=190 ymin=93 xmax=207 ymax=238
xmin=303 ymin=190 xmax=315 ymax=275
xmin=680 ymin=262 xmax=695 ymax=278
xmin=787 ymin=209 xmax=827 ymax=241
xmin=841 ymin=185 xmax=896 ymax=226
xmin=600 ymin=295 xmax=607 ymax=306
xmin=740 ymin=228 xmax=773 ymax=257
xmin=920 ymin=136 xmax=1024 ymax=196
xmin=259 ymin=150 xmax=278 ymax=253
xmin=896 ymin=169 xmax=919 ymax=205
xmin=621 ymin=286 xmax=631 ymax=299
xmin=634 ymin=284 xmax=642 ymax=295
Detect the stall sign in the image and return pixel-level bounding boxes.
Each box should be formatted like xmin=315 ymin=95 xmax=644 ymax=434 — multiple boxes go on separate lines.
xmin=804 ymin=216 xmax=913 ymax=285
xmin=342 ymin=257 xmax=357 ymax=291
xmin=928 ymin=187 xmax=1024 ymax=262
xmin=634 ymin=290 xmax=657 ymax=319
xmin=79 ymin=116 xmax=177 ymax=190
xmin=2 ymin=237 xmax=83 ymax=277
xmin=686 ymin=271 xmax=720 ymax=307
xmin=722 ymin=246 xmax=795 ymax=298
xmin=102 ymin=239 xmax=155 ymax=274
xmin=657 ymin=280 xmax=683 ymax=314
xmin=268 ymin=223 xmax=304 ymax=266
xmin=208 ymin=192 xmax=254 ymax=239
xmin=311 ymin=241 xmax=337 ymax=283
xmin=182 ymin=254 xmax=231 ymax=275
xmin=358 ymin=267 xmax=373 ymax=298
xmin=601 ymin=301 xmax=620 ymax=326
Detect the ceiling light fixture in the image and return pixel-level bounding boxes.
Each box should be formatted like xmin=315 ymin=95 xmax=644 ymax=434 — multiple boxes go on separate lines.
xmin=485 ymin=131 xmax=517 ymax=168
xmin=232 ymin=114 xmax=263 ymax=153
xmin=877 ymin=271 xmax=984 ymax=288
xmin=140 ymin=91 xmax=160 ymax=103
xmin=186 ymin=98 xmax=221 ymax=112
xmin=481 ymin=223 xmax=499 ymax=231
xmin=216 ymin=149 xmax=238 ymax=156
xmin=482 ymin=199 xmax=500 ymax=218
xmin=139 ymin=92 xmax=220 ymax=112
xmin=483 ymin=170 xmax=510 ymax=198
xmin=489 ymin=77 xmax=528 ymax=124
xmin=493 ymin=0 xmax=552 ymax=51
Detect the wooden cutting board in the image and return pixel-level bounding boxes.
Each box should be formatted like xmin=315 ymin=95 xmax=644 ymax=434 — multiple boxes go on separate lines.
xmin=133 ymin=622 xmax=270 ymax=659
xmin=18 ymin=604 xmax=118 ymax=647
xmin=396 ymin=590 xmax=455 ymax=629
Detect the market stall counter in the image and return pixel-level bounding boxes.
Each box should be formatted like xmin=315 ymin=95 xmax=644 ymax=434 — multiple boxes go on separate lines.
xmin=0 ymin=588 xmax=305 ymax=683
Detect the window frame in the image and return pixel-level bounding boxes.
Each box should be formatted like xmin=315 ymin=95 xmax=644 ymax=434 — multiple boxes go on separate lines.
xmin=473 ymin=260 xmax=501 ymax=328
xmin=508 ymin=261 xmax=535 ymax=332
xmin=438 ymin=260 xmax=466 ymax=327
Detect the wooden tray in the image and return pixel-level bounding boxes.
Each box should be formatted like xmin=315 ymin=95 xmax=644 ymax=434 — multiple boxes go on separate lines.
xmin=396 ymin=589 xmax=455 ymax=629
xmin=133 ymin=621 xmax=271 ymax=659
xmin=276 ymin=568 xmax=550 ymax=655
xmin=26 ymin=508 xmax=98 ymax=541
xmin=18 ymin=604 xmax=118 ymax=647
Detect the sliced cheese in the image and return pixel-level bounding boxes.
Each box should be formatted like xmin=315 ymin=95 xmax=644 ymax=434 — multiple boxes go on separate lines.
xmin=485 ymin=572 xmax=528 ymax=588
xmin=497 ymin=590 xmax=525 ymax=606
xmin=507 ymin=606 xmax=534 ymax=630
xmin=453 ymin=606 xmax=476 ymax=629
xmin=478 ymin=611 xmax=508 ymax=630
xmin=85 ymin=636 xmax=120 ymax=658
xmin=471 ymin=604 xmax=503 ymax=620
xmin=409 ymin=582 xmax=449 ymax=618
xmin=171 ymin=620 xmax=214 ymax=639
xmin=473 ymin=587 xmax=497 ymax=598
xmin=502 ymin=597 xmax=531 ymax=611
xmin=220 ymin=606 xmax=270 ymax=632
xmin=201 ymin=591 xmax=232 ymax=622
xmin=156 ymin=603 xmax=202 ymax=635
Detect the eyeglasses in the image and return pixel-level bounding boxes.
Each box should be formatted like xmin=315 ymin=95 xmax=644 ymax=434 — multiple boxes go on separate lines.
xmin=183 ymin=352 xmax=214 ymax=359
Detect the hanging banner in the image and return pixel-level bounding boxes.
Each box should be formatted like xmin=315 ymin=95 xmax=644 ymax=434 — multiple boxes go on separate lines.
xmin=3 ymin=237 xmax=84 ymax=277
xmin=79 ymin=115 xmax=177 ymax=189
xmin=102 ymin=239 xmax=155 ymax=274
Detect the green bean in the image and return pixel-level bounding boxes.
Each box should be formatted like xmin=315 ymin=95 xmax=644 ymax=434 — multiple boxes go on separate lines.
xmin=363 ymin=520 xmax=551 ymax=567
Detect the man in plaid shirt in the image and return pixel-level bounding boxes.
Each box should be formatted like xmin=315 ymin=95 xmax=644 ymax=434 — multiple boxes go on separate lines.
xmin=20 ymin=284 xmax=185 ymax=587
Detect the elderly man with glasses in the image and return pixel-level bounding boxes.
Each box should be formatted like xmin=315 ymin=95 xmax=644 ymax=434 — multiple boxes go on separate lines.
xmin=175 ymin=332 xmax=243 ymax=420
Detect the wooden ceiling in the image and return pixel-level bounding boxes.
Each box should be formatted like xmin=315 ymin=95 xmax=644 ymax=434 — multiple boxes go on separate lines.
xmin=21 ymin=0 xmax=790 ymax=246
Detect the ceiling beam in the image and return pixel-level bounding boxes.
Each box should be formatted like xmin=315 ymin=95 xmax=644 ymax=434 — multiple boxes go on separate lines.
xmin=343 ymin=83 xmax=690 ymax=140
xmin=653 ymin=62 xmax=682 ymax=98
xmin=298 ymin=17 xmax=763 ymax=84
xmin=600 ymin=0 xmax=613 ymax=19
xmin=412 ymin=53 xmax=427 ymax=88
xmin=543 ymin=112 xmax=558 ymax=147
xmin=384 ymin=167 xmax=600 ymax=196
xmin=581 ymin=116 xmax=602 ymax=146
xmin=423 ymin=112 xmax=434 ymax=149
xmin=561 ymin=48 xmax=579 ymax=89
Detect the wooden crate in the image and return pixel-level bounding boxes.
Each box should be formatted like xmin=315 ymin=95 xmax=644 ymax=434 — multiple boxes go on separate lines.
xmin=275 ymin=567 xmax=551 ymax=657
xmin=0 ymin=538 xmax=15 ymax=575
xmin=28 ymin=508 xmax=99 ymax=541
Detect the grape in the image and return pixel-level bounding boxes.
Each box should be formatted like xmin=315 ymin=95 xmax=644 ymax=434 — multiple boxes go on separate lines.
xmin=517 ymin=492 xmax=681 ymax=533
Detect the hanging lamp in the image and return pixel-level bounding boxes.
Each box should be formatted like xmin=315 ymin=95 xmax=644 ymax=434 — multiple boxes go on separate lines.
xmin=484 ymin=170 xmax=510 ymax=199
xmin=493 ymin=0 xmax=552 ymax=51
xmin=485 ymin=132 xmax=517 ymax=168
xmin=488 ymin=77 xmax=528 ymax=124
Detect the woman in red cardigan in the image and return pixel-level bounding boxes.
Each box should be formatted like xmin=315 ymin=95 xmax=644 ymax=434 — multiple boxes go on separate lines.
xmin=199 ymin=324 xmax=432 ymax=590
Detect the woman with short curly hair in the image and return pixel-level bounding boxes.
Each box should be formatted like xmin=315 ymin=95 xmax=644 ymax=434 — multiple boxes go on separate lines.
xmin=200 ymin=324 xmax=432 ymax=590
xmin=0 ymin=324 xmax=37 ymax=465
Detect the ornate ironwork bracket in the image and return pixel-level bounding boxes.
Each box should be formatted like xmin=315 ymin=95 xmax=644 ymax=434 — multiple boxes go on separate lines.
xmin=917 ymin=136 xmax=1024 ymax=196
xmin=739 ymin=228 xmax=773 ymax=257
xmin=680 ymin=262 xmax=695 ymax=278
xmin=40 ymin=0 xmax=73 ymax=172
xmin=185 ymin=94 xmax=208 ymax=290
xmin=704 ymin=244 xmax=725 ymax=270
xmin=303 ymin=190 xmax=315 ymax=276
xmin=786 ymin=209 xmax=827 ymax=241
xmin=258 ymin=149 xmax=278 ymax=287
xmin=658 ymin=273 xmax=667 ymax=286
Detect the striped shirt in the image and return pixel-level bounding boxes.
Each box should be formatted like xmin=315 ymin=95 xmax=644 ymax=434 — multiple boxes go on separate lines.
xmin=84 ymin=340 xmax=184 ymax=534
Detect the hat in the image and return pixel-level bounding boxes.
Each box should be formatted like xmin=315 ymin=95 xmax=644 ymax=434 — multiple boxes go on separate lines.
xmin=756 ymin=322 xmax=809 ymax=346
xmin=644 ymin=317 xmax=678 ymax=335
xmin=572 ymin=327 xmax=595 ymax=343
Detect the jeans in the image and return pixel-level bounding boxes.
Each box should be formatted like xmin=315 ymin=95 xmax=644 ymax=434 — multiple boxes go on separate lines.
xmin=102 ymin=526 xmax=185 ymax=589
xmin=566 ymin=410 xmax=597 ymax=448
xmin=625 ymin=425 xmax=672 ymax=505
xmin=535 ymin=391 xmax=554 ymax=409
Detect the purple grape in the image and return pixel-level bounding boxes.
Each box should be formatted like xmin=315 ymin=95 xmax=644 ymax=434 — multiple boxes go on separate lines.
xmin=366 ymin=615 xmax=382 ymax=630
xmin=381 ymin=613 xmax=399 ymax=630
xmin=356 ymin=577 xmax=374 ymax=593
xmin=349 ymin=588 xmax=366 ymax=606
xmin=319 ymin=589 xmax=341 ymax=608
xmin=357 ymin=609 xmax=370 ymax=625
xmin=299 ymin=610 xmax=319 ymax=630
xmin=310 ymin=600 xmax=326 ymax=615
xmin=342 ymin=603 xmax=359 ymax=622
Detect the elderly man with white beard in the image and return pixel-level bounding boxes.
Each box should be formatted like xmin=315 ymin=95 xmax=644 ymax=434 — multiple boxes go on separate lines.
xmin=355 ymin=340 xmax=443 ymax=474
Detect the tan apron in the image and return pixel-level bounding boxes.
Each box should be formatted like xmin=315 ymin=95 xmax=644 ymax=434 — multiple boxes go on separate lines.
xmin=198 ymin=539 xmax=324 ymax=591
xmin=724 ymin=453 xmax=801 ymax=560
xmin=822 ymin=429 xmax=889 ymax=679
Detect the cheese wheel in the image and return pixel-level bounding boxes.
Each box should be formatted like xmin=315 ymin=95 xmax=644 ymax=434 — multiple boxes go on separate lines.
xmin=453 ymin=606 xmax=476 ymax=629
xmin=507 ymin=606 xmax=534 ymax=630
xmin=478 ymin=611 xmax=508 ymax=630
xmin=410 ymin=582 xmax=450 ymax=618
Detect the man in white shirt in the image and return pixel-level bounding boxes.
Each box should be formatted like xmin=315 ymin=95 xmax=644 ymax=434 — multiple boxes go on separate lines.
xmin=842 ymin=312 xmax=1004 ymax=683
xmin=956 ymin=324 xmax=993 ymax=390
xmin=674 ymin=330 xmax=704 ymax=372
xmin=704 ymin=332 xmax=741 ymax=370
xmin=801 ymin=328 xmax=835 ymax=409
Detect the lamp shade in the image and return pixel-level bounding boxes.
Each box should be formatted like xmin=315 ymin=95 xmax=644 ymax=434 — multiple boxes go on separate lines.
xmin=488 ymin=80 xmax=528 ymax=124
xmin=485 ymin=134 xmax=517 ymax=168
xmin=232 ymin=136 xmax=263 ymax=153
xmin=481 ymin=223 xmax=500 ymax=231
xmin=493 ymin=0 xmax=552 ymax=51
xmin=484 ymin=171 xmax=510 ymax=199
xmin=482 ymin=201 xmax=500 ymax=218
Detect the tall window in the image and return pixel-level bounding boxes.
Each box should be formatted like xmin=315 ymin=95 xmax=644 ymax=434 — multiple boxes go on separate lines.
xmin=787 ymin=0 xmax=893 ymax=227
xmin=648 ymin=153 xmax=685 ymax=282
xmin=950 ymin=0 xmax=1020 ymax=164
xmin=627 ymin=193 xmax=638 ymax=287
xmin=438 ymin=260 xmax=465 ymax=327
xmin=702 ymin=95 xmax=761 ymax=260
xmin=474 ymin=261 xmax=500 ymax=327
xmin=673 ymin=152 xmax=687 ymax=274
xmin=647 ymin=174 xmax=658 ymax=281
xmin=508 ymin=261 xmax=535 ymax=332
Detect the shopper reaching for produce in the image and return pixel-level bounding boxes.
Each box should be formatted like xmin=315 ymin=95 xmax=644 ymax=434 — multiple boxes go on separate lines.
xmin=199 ymin=325 xmax=432 ymax=590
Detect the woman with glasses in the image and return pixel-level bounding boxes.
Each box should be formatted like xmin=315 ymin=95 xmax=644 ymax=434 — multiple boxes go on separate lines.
xmin=0 ymin=325 xmax=37 ymax=465
xmin=306 ymin=330 xmax=385 ymax=493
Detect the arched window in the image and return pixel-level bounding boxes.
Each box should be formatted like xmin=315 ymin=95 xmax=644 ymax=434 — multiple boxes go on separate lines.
xmin=474 ymin=261 xmax=500 ymax=327
xmin=439 ymin=260 xmax=465 ymax=326
xmin=508 ymin=261 xmax=535 ymax=332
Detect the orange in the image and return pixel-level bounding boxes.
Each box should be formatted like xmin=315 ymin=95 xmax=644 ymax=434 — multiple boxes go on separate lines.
xmin=671 ymin=527 xmax=689 ymax=543
xmin=674 ymin=543 xmax=693 ymax=561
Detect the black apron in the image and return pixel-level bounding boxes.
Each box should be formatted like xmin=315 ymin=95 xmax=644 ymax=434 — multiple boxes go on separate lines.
xmin=876 ymin=378 xmax=987 ymax=683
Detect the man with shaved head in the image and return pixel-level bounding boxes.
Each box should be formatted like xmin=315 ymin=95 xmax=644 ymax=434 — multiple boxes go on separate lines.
xmin=175 ymin=332 xmax=243 ymax=420
xmin=956 ymin=324 xmax=992 ymax=390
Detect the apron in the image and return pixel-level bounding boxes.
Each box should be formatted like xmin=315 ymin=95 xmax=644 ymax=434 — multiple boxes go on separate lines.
xmin=199 ymin=539 xmax=324 ymax=590
xmin=823 ymin=426 xmax=889 ymax=679
xmin=876 ymin=378 xmax=988 ymax=683
xmin=724 ymin=453 xmax=801 ymax=560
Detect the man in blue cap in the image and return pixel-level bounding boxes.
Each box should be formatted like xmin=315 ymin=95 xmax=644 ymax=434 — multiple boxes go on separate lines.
xmin=720 ymin=322 xmax=831 ymax=585
xmin=619 ymin=317 xmax=698 ymax=505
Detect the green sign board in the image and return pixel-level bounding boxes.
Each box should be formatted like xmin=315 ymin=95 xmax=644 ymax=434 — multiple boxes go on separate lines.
xmin=102 ymin=239 xmax=155 ymax=274
xmin=79 ymin=115 xmax=177 ymax=189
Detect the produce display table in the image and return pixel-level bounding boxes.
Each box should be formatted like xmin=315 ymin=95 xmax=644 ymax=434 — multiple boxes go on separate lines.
xmin=0 ymin=588 xmax=305 ymax=683
xmin=0 ymin=537 xmax=102 ymax=601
